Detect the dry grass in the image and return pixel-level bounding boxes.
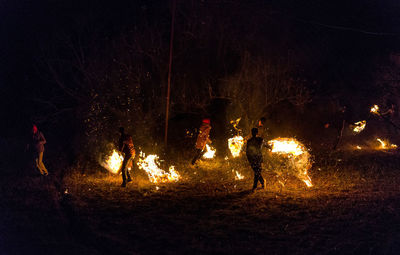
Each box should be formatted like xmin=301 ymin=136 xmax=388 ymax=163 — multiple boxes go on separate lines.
xmin=2 ymin=150 xmax=400 ymax=254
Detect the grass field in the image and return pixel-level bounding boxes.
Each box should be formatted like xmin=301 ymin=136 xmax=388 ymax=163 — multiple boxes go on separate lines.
xmin=1 ymin=150 xmax=400 ymax=254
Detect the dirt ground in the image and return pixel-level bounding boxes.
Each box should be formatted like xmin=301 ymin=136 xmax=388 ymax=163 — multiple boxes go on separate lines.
xmin=2 ymin=150 xmax=400 ymax=255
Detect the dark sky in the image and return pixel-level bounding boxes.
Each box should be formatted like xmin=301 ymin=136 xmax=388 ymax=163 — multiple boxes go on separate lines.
xmin=1 ymin=0 xmax=400 ymax=134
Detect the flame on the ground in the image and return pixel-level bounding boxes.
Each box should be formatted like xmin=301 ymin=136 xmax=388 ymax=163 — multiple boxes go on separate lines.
xmin=371 ymin=105 xmax=380 ymax=115
xmin=137 ymin=152 xmax=180 ymax=183
xmin=268 ymin=138 xmax=305 ymax=157
xmin=268 ymin=138 xmax=313 ymax=188
xmin=234 ymin=170 xmax=244 ymax=180
xmin=353 ymin=120 xmax=366 ymax=133
xmin=376 ymin=138 xmax=398 ymax=150
xmin=228 ymin=135 xmax=244 ymax=157
xmin=203 ymin=144 xmax=216 ymax=159
xmin=356 ymin=145 xmax=362 ymax=150
xmin=101 ymin=149 xmax=124 ymax=174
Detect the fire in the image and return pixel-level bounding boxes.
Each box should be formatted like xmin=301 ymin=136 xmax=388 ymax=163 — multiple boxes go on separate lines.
xmin=228 ymin=136 xmax=244 ymax=157
xmin=370 ymin=105 xmax=380 ymax=115
xmin=353 ymin=120 xmax=366 ymax=133
xmin=137 ymin=152 xmax=181 ymax=183
xmin=376 ymin=138 xmax=397 ymax=150
xmin=356 ymin=145 xmax=362 ymax=150
xmin=203 ymin=144 xmax=216 ymax=159
xmin=268 ymin=138 xmax=305 ymax=157
xmin=101 ymin=149 xmax=124 ymax=174
xmin=268 ymin=138 xmax=313 ymax=188
xmin=234 ymin=170 xmax=244 ymax=180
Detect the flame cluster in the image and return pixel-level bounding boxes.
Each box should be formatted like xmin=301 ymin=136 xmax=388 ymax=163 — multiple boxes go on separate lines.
xmin=137 ymin=152 xmax=181 ymax=183
xmin=203 ymin=144 xmax=216 ymax=159
xmin=102 ymin=150 xmax=181 ymax=183
xmin=353 ymin=120 xmax=366 ymax=133
xmin=101 ymin=149 xmax=123 ymax=174
xmin=228 ymin=136 xmax=244 ymax=158
xmin=268 ymin=138 xmax=313 ymax=187
xmin=370 ymin=104 xmax=380 ymax=115
xmin=376 ymin=138 xmax=398 ymax=150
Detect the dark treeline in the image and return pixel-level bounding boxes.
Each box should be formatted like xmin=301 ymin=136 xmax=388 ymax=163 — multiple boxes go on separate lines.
xmin=1 ymin=0 xmax=400 ymax=168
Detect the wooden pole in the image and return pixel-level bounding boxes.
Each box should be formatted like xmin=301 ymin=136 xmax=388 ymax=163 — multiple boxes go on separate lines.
xmin=165 ymin=0 xmax=176 ymax=148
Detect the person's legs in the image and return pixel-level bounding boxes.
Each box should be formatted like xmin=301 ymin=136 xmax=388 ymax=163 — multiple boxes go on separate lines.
xmin=191 ymin=149 xmax=203 ymax=165
xmin=38 ymin=152 xmax=48 ymax=175
xmin=126 ymin=157 xmax=132 ymax=182
xmin=120 ymin=156 xmax=129 ymax=187
xmin=35 ymin=157 xmax=44 ymax=175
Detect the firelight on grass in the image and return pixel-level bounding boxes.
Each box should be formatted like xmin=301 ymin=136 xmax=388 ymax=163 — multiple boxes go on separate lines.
xmin=137 ymin=152 xmax=181 ymax=183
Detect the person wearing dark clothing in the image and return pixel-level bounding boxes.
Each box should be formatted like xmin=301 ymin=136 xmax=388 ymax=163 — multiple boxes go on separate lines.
xmin=27 ymin=124 xmax=48 ymax=176
xmin=118 ymin=127 xmax=136 ymax=187
xmin=246 ymin=128 xmax=265 ymax=191
xmin=191 ymin=118 xmax=212 ymax=165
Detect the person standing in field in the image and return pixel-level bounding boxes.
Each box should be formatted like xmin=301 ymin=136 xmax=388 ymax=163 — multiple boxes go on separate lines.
xmin=118 ymin=127 xmax=135 ymax=187
xmin=246 ymin=128 xmax=265 ymax=191
xmin=27 ymin=124 xmax=48 ymax=176
xmin=191 ymin=118 xmax=212 ymax=165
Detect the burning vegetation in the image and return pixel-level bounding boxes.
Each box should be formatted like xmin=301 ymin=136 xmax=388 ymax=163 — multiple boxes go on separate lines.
xmin=267 ymin=138 xmax=313 ymax=188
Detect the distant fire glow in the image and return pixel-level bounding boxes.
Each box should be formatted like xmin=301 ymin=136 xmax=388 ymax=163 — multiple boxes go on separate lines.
xmin=101 ymin=149 xmax=123 ymax=174
xmin=203 ymin=144 xmax=216 ymax=159
xmin=228 ymin=136 xmax=244 ymax=157
xmin=268 ymin=138 xmax=313 ymax=188
xmin=376 ymin=138 xmax=398 ymax=150
xmin=353 ymin=120 xmax=366 ymax=133
xmin=137 ymin=152 xmax=180 ymax=183
xmin=370 ymin=105 xmax=380 ymax=115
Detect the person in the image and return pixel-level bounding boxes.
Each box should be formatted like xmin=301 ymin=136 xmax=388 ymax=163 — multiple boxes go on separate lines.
xmin=27 ymin=124 xmax=48 ymax=176
xmin=245 ymin=117 xmax=267 ymax=140
xmin=191 ymin=118 xmax=212 ymax=165
xmin=246 ymin=128 xmax=265 ymax=191
xmin=118 ymin=127 xmax=136 ymax=187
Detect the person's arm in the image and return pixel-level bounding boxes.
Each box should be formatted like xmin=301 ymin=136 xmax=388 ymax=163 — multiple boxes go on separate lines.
xmin=39 ymin=132 xmax=46 ymax=145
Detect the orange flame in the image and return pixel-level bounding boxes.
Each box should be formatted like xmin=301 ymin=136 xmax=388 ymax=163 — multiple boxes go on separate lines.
xmin=203 ymin=144 xmax=216 ymax=159
xmin=228 ymin=136 xmax=244 ymax=157
xmin=268 ymin=138 xmax=313 ymax=188
xmin=101 ymin=149 xmax=124 ymax=174
xmin=137 ymin=152 xmax=181 ymax=183
xmin=370 ymin=105 xmax=380 ymax=115
xmin=353 ymin=120 xmax=366 ymax=133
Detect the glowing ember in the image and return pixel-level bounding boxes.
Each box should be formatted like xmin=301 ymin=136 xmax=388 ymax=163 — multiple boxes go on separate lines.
xmin=370 ymin=105 xmax=380 ymax=115
xmin=101 ymin=149 xmax=123 ymax=174
xmin=268 ymin=138 xmax=313 ymax=188
xmin=268 ymin=138 xmax=305 ymax=157
xmin=234 ymin=171 xmax=244 ymax=180
xmin=376 ymin=138 xmax=398 ymax=150
xmin=137 ymin=152 xmax=181 ymax=183
xmin=228 ymin=136 xmax=244 ymax=157
xmin=353 ymin=120 xmax=366 ymax=133
xmin=203 ymin=144 xmax=216 ymax=159
xmin=356 ymin=145 xmax=362 ymax=150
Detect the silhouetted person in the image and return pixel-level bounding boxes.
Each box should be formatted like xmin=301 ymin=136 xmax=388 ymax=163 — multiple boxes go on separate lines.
xmin=27 ymin=124 xmax=48 ymax=176
xmin=246 ymin=128 xmax=265 ymax=191
xmin=245 ymin=117 xmax=267 ymax=140
xmin=118 ymin=127 xmax=135 ymax=187
xmin=191 ymin=118 xmax=211 ymax=165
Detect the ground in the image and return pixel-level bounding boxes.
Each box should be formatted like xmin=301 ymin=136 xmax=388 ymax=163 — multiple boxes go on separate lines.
xmin=1 ymin=150 xmax=400 ymax=255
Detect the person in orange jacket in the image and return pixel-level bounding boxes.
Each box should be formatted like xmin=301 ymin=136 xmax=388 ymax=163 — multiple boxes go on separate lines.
xmin=191 ymin=118 xmax=211 ymax=165
xmin=118 ymin=127 xmax=136 ymax=187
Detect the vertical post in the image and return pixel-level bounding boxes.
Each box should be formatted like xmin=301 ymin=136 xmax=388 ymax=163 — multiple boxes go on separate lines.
xmin=165 ymin=0 xmax=176 ymax=148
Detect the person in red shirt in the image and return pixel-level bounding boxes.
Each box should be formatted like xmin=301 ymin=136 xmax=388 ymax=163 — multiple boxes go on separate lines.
xmin=27 ymin=124 xmax=48 ymax=176
xmin=191 ymin=118 xmax=211 ymax=165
